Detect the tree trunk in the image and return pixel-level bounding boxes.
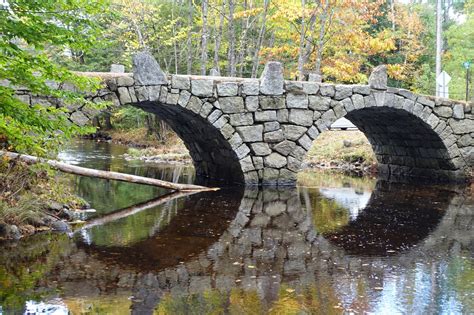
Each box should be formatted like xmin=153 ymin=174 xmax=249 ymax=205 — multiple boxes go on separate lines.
xmin=435 ymin=0 xmax=442 ymax=97
xmin=214 ymin=0 xmax=226 ymax=73
xmin=200 ymin=0 xmax=209 ymax=75
xmin=1 ymin=151 xmax=217 ymax=191
xmin=297 ymin=0 xmax=306 ymax=81
xmin=251 ymin=0 xmax=270 ymax=78
xmin=227 ymin=0 xmax=236 ymax=76
xmin=187 ymin=0 xmax=193 ymax=74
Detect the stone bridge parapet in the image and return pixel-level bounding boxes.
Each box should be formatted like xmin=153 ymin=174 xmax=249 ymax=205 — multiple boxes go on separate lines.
xmin=13 ymin=53 xmax=474 ymax=185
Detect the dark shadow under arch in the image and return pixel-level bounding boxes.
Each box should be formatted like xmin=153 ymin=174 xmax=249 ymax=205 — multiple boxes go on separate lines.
xmin=132 ymin=101 xmax=244 ymax=185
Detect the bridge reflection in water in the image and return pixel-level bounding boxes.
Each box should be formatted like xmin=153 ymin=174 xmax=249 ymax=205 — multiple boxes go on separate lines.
xmin=0 ymin=172 xmax=472 ymax=314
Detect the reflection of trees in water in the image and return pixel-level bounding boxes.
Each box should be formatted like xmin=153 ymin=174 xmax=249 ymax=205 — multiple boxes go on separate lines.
xmin=1 ymin=180 xmax=472 ymax=314
xmin=0 ymin=234 xmax=71 ymax=312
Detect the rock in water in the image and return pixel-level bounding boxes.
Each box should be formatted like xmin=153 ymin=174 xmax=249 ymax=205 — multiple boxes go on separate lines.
xmin=368 ymin=65 xmax=387 ymax=90
xmin=51 ymin=221 xmax=70 ymax=232
xmin=133 ymin=51 xmax=168 ymax=85
xmin=260 ymin=61 xmax=284 ymax=95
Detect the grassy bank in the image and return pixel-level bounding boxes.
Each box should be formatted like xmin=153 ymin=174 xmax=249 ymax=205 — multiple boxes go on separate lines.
xmin=0 ymin=159 xmax=88 ymax=240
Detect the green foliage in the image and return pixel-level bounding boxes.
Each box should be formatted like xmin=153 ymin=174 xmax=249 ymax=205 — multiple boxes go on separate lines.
xmin=445 ymin=1 xmax=474 ymax=100
xmin=0 ymin=0 xmax=109 ymax=156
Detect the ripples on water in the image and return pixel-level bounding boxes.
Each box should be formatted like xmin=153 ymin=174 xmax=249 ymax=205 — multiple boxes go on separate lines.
xmin=0 ymin=140 xmax=472 ymax=314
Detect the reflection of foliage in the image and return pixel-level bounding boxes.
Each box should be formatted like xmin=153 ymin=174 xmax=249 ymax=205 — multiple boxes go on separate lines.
xmin=64 ymin=296 xmax=131 ymax=315
xmin=269 ymin=284 xmax=343 ymax=315
xmin=447 ymin=251 xmax=474 ymax=313
xmin=0 ymin=233 xmax=70 ymax=312
xmin=87 ymin=198 xmax=184 ymax=247
xmin=309 ymin=194 xmax=350 ymax=235
xmin=228 ymin=289 xmax=263 ymax=315
xmin=298 ymin=170 xmax=376 ymax=192
xmin=155 ymin=290 xmax=226 ymax=315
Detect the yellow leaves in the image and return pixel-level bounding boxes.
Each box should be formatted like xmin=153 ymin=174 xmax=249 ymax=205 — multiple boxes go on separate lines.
xmin=387 ymin=64 xmax=407 ymax=81
xmin=233 ymin=8 xmax=263 ymax=20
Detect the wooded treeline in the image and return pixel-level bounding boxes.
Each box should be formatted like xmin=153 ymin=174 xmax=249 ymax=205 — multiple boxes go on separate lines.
xmin=55 ymin=0 xmax=474 ymax=101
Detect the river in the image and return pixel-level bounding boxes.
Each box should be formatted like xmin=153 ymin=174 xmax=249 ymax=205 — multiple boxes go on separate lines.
xmin=0 ymin=140 xmax=472 ymax=314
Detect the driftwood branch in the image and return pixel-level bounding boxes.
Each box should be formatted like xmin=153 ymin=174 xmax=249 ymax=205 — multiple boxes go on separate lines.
xmin=0 ymin=151 xmax=218 ymax=192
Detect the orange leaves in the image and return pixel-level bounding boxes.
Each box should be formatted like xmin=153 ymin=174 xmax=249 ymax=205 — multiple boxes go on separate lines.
xmin=387 ymin=64 xmax=407 ymax=81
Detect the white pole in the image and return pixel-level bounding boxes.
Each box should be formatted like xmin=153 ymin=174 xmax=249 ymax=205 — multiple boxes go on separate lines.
xmin=435 ymin=0 xmax=443 ymax=97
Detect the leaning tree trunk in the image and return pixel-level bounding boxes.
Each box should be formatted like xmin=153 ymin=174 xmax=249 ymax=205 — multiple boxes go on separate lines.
xmin=1 ymin=151 xmax=217 ymax=191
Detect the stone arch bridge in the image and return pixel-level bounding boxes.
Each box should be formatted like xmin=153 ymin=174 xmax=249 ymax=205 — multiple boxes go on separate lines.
xmin=15 ymin=52 xmax=473 ymax=185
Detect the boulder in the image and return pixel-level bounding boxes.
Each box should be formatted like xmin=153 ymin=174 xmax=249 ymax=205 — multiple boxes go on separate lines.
xmin=132 ymin=51 xmax=168 ymax=85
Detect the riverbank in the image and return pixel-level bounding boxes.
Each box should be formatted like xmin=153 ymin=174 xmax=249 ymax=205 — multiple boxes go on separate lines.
xmin=0 ymin=160 xmax=91 ymax=240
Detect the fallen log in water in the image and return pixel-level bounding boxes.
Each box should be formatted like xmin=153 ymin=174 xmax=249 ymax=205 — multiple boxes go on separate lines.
xmin=0 ymin=151 xmax=218 ymax=192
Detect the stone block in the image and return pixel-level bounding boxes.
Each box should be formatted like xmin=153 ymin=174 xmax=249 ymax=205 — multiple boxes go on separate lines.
xmin=237 ymin=125 xmax=264 ymax=142
xmin=255 ymin=110 xmax=277 ymax=122
xmin=453 ymin=104 xmax=465 ymax=119
xmin=220 ymin=123 xmax=234 ymax=139
xmin=260 ymin=96 xmax=286 ymax=109
xmin=199 ymin=102 xmax=214 ymax=118
xmin=178 ymin=90 xmax=191 ymax=107
xmin=264 ymin=121 xmax=280 ymax=132
xmin=288 ymin=109 xmax=313 ymax=126
xmin=117 ymin=87 xmax=131 ymax=104
xmin=260 ymin=61 xmax=284 ymax=95
xmin=287 ymin=93 xmax=309 ymax=109
xmin=264 ymin=153 xmax=287 ymax=168
xmin=147 ymin=86 xmax=161 ymax=101
xmin=230 ymin=113 xmax=254 ymax=126
xmin=229 ymin=133 xmax=243 ymax=149
xmin=235 ymin=143 xmax=251 ymax=159
xmin=277 ymin=109 xmax=289 ymax=122
xmin=298 ymin=134 xmax=313 ymax=150
xmin=213 ymin=115 xmax=228 ymax=129
xmin=417 ymin=96 xmax=435 ymax=108
xmin=242 ymin=80 xmax=260 ymax=95
xmin=217 ymin=82 xmax=238 ymax=96
xmin=319 ymin=84 xmax=335 ymax=97
xmin=171 ymin=75 xmax=190 ymax=90
xmin=351 ymin=94 xmax=364 ymax=110
xmin=302 ymin=82 xmax=319 ymax=94
xmin=240 ymin=156 xmax=255 ymax=172
xmin=353 ymin=85 xmax=370 ymax=95
xmin=70 ymin=111 xmax=89 ymax=126
xmin=368 ymin=65 xmax=387 ymax=90
xmin=264 ymin=130 xmax=285 ymax=143
xmin=308 ymin=96 xmax=331 ymax=111
xmin=219 ymin=97 xmax=245 ymax=113
xmin=283 ymin=125 xmax=307 ymax=140
xmin=116 ymin=75 xmax=134 ymax=87
xmin=364 ymin=94 xmax=376 ymax=107
xmin=307 ymin=125 xmax=319 ymax=139
xmin=449 ymin=119 xmax=474 ymax=134
xmin=207 ymin=109 xmax=223 ymax=123
xmin=262 ymin=168 xmax=280 ymax=185
xmin=191 ymin=79 xmax=214 ymax=97
xmin=158 ymin=86 xmax=168 ymax=103
xmin=250 ymin=142 xmax=272 ymax=156
xmin=135 ymin=86 xmax=149 ymax=102
xmin=245 ymin=96 xmax=259 ymax=111
xmin=434 ymin=106 xmax=453 ymax=118
xmin=274 ymin=140 xmax=296 ymax=156
xmin=287 ymin=156 xmax=301 ymax=172
xmin=166 ymin=92 xmax=179 ymax=105
xmin=187 ymin=96 xmax=202 ymax=113
xmin=334 ymin=85 xmax=352 ymax=100
xmin=253 ymin=156 xmax=264 ymax=170
xmin=132 ymin=51 xmax=168 ymax=85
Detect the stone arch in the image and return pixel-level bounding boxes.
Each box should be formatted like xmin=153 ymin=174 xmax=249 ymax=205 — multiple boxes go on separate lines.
xmin=291 ymin=89 xmax=469 ymax=183
xmin=131 ymin=99 xmax=245 ymax=185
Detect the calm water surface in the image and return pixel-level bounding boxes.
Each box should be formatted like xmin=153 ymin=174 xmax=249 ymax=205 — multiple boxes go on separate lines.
xmin=0 ymin=140 xmax=472 ymax=314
